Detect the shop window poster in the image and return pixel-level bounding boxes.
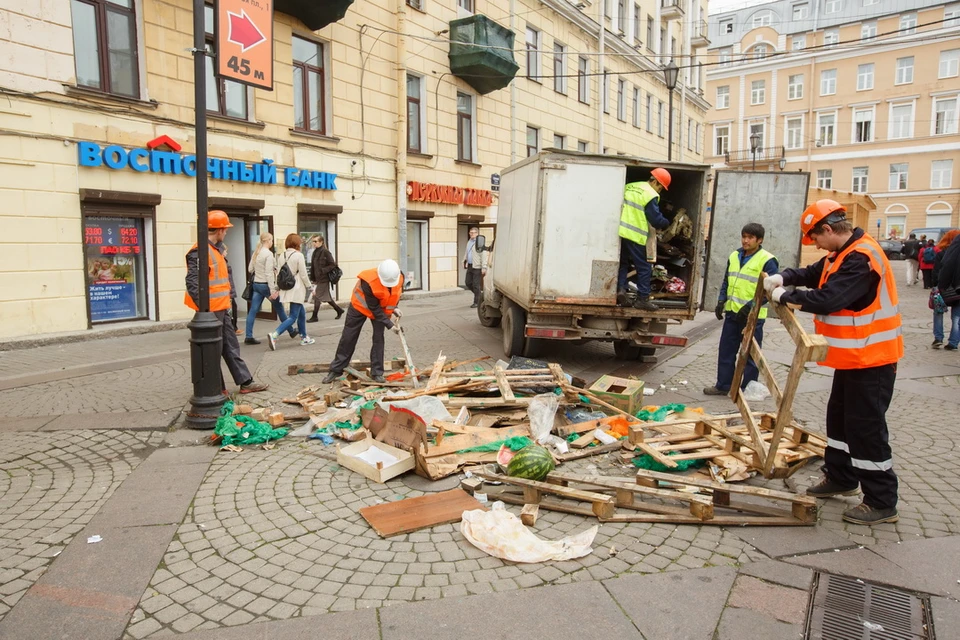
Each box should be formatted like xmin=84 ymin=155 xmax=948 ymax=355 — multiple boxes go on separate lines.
xmin=84 ymin=216 xmax=145 ymax=322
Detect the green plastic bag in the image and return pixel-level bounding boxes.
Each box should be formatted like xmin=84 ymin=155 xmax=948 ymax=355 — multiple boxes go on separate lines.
xmin=215 ymin=401 xmax=288 ymax=447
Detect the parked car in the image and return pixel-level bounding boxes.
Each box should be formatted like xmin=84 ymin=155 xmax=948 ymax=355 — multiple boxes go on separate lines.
xmin=879 ymin=239 xmax=904 ymax=260
xmin=907 ymin=227 xmax=958 ymax=243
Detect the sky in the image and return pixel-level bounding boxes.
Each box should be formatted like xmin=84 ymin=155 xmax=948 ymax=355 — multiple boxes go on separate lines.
xmin=708 ymin=0 xmax=775 ymax=14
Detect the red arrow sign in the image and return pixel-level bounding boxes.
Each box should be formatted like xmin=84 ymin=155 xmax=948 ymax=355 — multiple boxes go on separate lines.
xmin=227 ymin=9 xmax=265 ymax=52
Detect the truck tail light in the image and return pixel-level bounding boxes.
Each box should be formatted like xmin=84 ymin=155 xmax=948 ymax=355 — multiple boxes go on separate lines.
xmin=526 ymin=328 xmax=566 ymax=338
xmin=651 ymin=335 xmax=687 ymax=346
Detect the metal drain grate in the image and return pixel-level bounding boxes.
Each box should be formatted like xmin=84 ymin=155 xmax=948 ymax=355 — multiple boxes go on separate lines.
xmin=805 ymin=573 xmax=930 ymax=640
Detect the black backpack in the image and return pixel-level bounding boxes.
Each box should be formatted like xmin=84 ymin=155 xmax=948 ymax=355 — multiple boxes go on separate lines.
xmin=328 ymin=266 xmax=343 ymax=285
xmin=277 ymin=251 xmax=297 ymax=290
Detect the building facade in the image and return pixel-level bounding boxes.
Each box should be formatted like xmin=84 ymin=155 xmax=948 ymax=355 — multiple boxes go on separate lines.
xmin=0 ymin=0 xmax=709 ymax=340
xmin=704 ymin=0 xmax=960 ymax=240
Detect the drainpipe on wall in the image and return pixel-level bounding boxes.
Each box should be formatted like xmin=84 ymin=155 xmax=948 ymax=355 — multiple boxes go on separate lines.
xmin=510 ymin=0 xmax=517 ymax=164
xmin=806 ymin=0 xmax=820 ymax=175
xmin=597 ymin=1 xmax=605 ymax=153
xmin=396 ymin=0 xmax=408 ymax=268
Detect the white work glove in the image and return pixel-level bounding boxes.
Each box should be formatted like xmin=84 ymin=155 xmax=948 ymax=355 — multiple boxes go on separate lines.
xmin=391 ymin=324 xmax=401 ymax=335
xmin=392 ymin=308 xmax=402 ymax=319
xmin=770 ymin=286 xmax=787 ymax=303
xmin=763 ymin=274 xmax=783 ymax=294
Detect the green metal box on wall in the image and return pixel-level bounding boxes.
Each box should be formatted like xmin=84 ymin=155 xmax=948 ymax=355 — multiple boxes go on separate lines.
xmin=448 ymin=15 xmax=519 ymax=95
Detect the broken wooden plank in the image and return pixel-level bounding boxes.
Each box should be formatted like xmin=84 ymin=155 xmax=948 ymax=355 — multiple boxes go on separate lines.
xmin=565 ymin=385 xmax=639 ymax=421
xmin=520 ymin=504 xmax=539 ymax=526
xmin=633 ymin=442 xmax=679 ymax=469
xmin=570 ymin=431 xmax=598 ymax=449
xmin=493 ymin=365 xmax=516 ymax=401
xmin=554 ymin=441 xmax=624 ymax=462
xmin=345 ymin=366 xmax=372 ymax=382
xmin=749 ymin=337 xmax=783 ymax=405
xmin=472 ymin=469 xmax=615 ymax=518
xmin=359 ymin=489 xmax=486 ymax=537
xmin=547 ymin=472 xmax=715 ymax=521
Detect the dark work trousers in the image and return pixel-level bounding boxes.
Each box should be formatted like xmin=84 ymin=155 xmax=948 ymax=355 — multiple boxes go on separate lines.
xmin=329 ymin=307 xmax=388 ymax=377
xmin=617 ymin=240 xmax=653 ymax=297
xmin=921 ymin=268 xmax=933 ymax=289
xmin=216 ymin=310 xmax=252 ymax=387
xmin=824 ymin=364 xmax=898 ymax=510
xmin=715 ymin=314 xmax=764 ymax=392
xmin=465 ymin=267 xmax=482 ymax=305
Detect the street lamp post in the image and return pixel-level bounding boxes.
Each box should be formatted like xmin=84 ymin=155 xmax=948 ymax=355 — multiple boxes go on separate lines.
xmin=663 ymin=59 xmax=679 ymax=161
xmin=749 ymin=132 xmax=760 ymax=171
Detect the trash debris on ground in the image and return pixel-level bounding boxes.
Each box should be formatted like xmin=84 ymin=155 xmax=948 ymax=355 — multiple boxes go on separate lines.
xmin=86 ymin=535 xmax=102 ymax=544
xmin=741 ymin=380 xmax=771 ymax=402
xmin=359 ymin=488 xmax=486 ymax=537
xmin=213 ymin=401 xmax=288 ymax=449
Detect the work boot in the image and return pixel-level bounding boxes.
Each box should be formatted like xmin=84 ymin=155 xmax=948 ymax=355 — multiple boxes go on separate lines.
xmin=702 ymin=386 xmax=728 ymax=396
xmin=321 ymin=372 xmax=340 ymax=384
xmin=806 ymin=475 xmax=859 ymax=498
xmin=244 ymin=337 xmax=261 ymax=345
xmin=371 ymin=375 xmax=387 ymax=383
xmin=633 ymin=297 xmax=659 ymax=311
xmin=932 ymin=339 xmax=943 ymax=349
xmin=239 ymin=380 xmax=269 ymax=394
xmin=616 ymin=291 xmax=631 ymax=307
xmin=307 ymin=315 xmax=318 ymax=323
xmin=842 ymin=502 xmax=899 ymax=525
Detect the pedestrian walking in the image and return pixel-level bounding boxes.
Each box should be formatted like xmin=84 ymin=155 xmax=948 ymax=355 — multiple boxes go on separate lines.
xmin=322 ymin=260 xmax=404 ymax=384
xmin=902 ymin=233 xmax=921 ymax=286
xmin=307 ymin=235 xmax=344 ymax=322
xmin=463 ymin=227 xmax=484 ymax=308
xmin=932 ymin=229 xmax=960 ymax=351
xmin=267 ymin=234 xmax=315 ymax=350
xmin=703 ymin=223 xmax=779 ymax=396
xmin=243 ymin=232 xmax=291 ymax=345
xmin=184 ymin=210 xmax=268 ymax=394
xmin=616 ymin=168 xmax=672 ymax=311
xmin=919 ymin=240 xmax=937 ymax=289
xmin=764 ymin=200 xmax=902 ymax=525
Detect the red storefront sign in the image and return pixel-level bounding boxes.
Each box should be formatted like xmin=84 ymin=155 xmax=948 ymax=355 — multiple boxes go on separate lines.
xmin=407 ymin=181 xmax=493 ymax=207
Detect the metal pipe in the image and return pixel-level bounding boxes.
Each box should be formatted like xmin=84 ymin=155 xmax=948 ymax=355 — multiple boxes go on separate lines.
xmin=597 ymin=0 xmax=604 ymax=153
xmin=396 ymin=0 xmax=408 ymax=270
xmin=667 ymin=89 xmax=674 ymax=161
xmin=510 ymin=0 xmax=517 ymax=164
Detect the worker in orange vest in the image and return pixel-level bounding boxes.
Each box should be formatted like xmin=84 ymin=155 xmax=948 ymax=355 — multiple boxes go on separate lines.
xmin=763 ymin=200 xmax=902 ymax=525
xmin=185 ymin=210 xmax=268 ymax=394
xmin=322 ymin=259 xmax=404 ymax=384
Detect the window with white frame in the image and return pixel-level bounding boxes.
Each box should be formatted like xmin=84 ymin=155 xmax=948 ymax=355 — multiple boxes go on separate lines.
xmin=618 ymin=0 xmax=627 ymax=33
xmin=602 ymin=70 xmax=610 ymax=113
xmin=946 ymin=5 xmax=960 ymax=27
xmin=716 ymin=85 xmax=730 ymax=108
xmin=926 ymin=202 xmax=953 ymax=227
xmin=456 ymin=92 xmax=475 ymax=162
xmin=861 ymin=22 xmax=876 ymax=39
xmin=633 ymin=87 xmax=641 ymax=127
xmin=890 ymin=102 xmax=914 ymax=139
xmin=458 ymin=0 xmax=474 ymax=13
xmin=931 ymin=159 xmax=953 ymax=189
xmin=895 ymin=57 xmax=914 ymax=84
xmin=857 ymin=64 xmax=874 ymax=91
xmin=940 ymin=50 xmax=960 ymax=79
xmin=934 ymin=97 xmax=958 ymax=135
xmin=752 ymin=11 xmax=772 ymax=27
xmin=526 ymin=125 xmax=539 ymax=157
xmin=817 ymin=112 xmax=836 ymax=146
xmin=792 ymin=36 xmax=805 ymax=50
xmin=899 ymin=14 xmax=916 ymax=34
xmin=696 ymin=122 xmax=702 ymax=153
xmin=863 ymin=0 xmax=879 ymax=5
xmin=823 ymin=30 xmax=839 ymax=47
xmin=525 ymin=27 xmax=540 ymax=81
xmin=617 ymin=79 xmax=626 ymax=121
xmin=854 ymin=107 xmax=874 ymax=142
xmin=817 ymin=169 xmax=833 ymax=189
xmin=751 ymin=80 xmax=765 ymax=105
xmin=852 ymin=167 xmax=869 ymax=193
xmin=749 ymin=121 xmax=765 ymax=154
xmin=657 ymin=100 xmax=664 ymax=136
xmin=646 ymin=94 xmax=653 ymax=132
xmin=820 ymin=69 xmax=837 ymax=96
xmin=577 ymin=140 xmax=588 ymax=152
xmin=788 ymin=74 xmax=803 ymax=100
xmin=752 ymin=44 xmax=769 ymax=60
xmin=406 ymin=0 xmax=422 ymax=10
xmin=885 ymin=209 xmax=906 ymax=238
xmin=721 ymin=19 xmax=733 ymax=33
xmin=634 ymin=3 xmax=642 ymax=42
xmin=889 ymin=163 xmax=908 ymax=190
xmin=553 ymin=43 xmax=567 ymax=94
xmin=578 ymin=56 xmax=589 ymax=103
xmin=793 ymin=3 xmax=808 ymax=19
xmin=825 ymin=0 xmax=841 ymax=13
xmin=553 ymin=133 xmax=565 ymax=150
xmin=687 ymin=118 xmax=693 ymax=150
xmin=786 ymin=116 xmax=803 ymax=149
xmin=719 ymin=49 xmax=732 ymax=67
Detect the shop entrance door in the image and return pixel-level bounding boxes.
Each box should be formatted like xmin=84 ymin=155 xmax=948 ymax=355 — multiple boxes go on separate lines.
xmin=222 ymin=214 xmax=275 ymax=320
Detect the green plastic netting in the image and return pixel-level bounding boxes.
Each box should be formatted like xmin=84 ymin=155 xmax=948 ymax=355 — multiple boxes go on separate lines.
xmin=635 ymin=403 xmax=687 ymax=422
xmin=457 ymin=436 xmax=532 ymax=453
xmin=215 ymin=401 xmax=288 ymax=447
xmin=632 ymin=452 xmax=705 ymax=473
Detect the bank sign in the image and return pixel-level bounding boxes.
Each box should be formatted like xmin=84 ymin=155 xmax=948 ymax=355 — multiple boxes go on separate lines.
xmin=77 ymin=136 xmax=337 ymax=190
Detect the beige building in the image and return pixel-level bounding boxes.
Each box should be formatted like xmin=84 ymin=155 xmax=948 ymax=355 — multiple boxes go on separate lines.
xmin=0 ymin=0 xmax=708 ymax=340
xmin=704 ymin=0 xmax=960 ymax=240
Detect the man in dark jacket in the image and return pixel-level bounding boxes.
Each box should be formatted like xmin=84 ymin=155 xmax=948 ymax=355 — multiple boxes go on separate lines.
xmin=901 ymin=233 xmax=920 ymax=286
xmin=933 ymin=232 xmax=960 ymax=351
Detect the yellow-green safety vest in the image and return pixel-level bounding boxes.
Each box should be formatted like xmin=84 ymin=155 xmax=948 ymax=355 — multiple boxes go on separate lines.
xmin=724 ymin=248 xmax=775 ymax=320
xmin=619 ymin=181 xmax=658 ymax=246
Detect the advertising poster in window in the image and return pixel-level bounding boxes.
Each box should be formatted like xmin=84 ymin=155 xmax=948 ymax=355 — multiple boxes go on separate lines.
xmin=84 ymin=216 xmax=146 ymax=322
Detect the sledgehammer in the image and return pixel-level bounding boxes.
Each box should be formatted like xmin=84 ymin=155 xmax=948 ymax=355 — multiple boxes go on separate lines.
xmin=397 ymin=326 xmax=420 ymax=388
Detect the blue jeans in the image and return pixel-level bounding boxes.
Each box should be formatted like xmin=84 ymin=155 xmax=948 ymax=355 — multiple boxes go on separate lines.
xmin=716 ymin=314 xmax=764 ymax=391
xmin=948 ymin=304 xmax=960 ymax=348
xmin=245 ymin=282 xmax=288 ymax=339
xmin=617 ymin=239 xmax=653 ymax=296
xmin=275 ymin=302 xmax=306 ymax=339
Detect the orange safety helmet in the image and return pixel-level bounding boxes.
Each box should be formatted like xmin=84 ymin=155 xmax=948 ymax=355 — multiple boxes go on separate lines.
xmin=800 ymin=199 xmax=846 ymax=245
xmin=651 ymin=167 xmax=671 ymax=190
xmin=208 ymin=210 xmax=233 ymax=229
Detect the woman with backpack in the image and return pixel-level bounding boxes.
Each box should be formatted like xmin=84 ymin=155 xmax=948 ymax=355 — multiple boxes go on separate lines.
xmin=919 ymin=240 xmax=937 ymax=289
xmin=243 ymin=232 xmax=292 ymax=345
xmin=267 ymin=234 xmax=315 ymax=350
xmin=307 ymin=234 xmax=344 ymax=322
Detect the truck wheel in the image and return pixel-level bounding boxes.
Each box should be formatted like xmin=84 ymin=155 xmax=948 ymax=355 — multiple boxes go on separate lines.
xmin=614 ymin=340 xmax=641 ymax=360
xmin=477 ymin=302 xmax=501 ymax=328
xmin=502 ymin=303 xmax=526 ymax=358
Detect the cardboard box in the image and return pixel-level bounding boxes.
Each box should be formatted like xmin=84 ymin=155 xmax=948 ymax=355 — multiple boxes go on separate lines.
xmin=588 ymin=375 xmax=645 ymax=415
xmin=337 ymin=437 xmax=415 ymax=483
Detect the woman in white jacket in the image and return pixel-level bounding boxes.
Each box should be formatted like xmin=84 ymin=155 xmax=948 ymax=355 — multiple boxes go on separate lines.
xmin=243 ymin=232 xmax=292 ymax=345
xmin=267 ymin=234 xmax=315 ymax=349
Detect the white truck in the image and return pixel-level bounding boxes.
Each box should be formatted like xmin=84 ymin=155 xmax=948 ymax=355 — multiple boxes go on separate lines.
xmin=477 ymin=151 xmax=811 ymax=360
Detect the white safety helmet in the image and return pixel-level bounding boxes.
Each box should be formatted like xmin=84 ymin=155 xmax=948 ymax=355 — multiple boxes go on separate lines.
xmin=377 ymin=259 xmax=401 ymax=287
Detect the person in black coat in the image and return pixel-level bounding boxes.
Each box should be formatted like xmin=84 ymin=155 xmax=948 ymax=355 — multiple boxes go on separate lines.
xmin=932 ymin=230 xmax=960 ymax=351
xmin=308 ymin=235 xmax=344 ymax=322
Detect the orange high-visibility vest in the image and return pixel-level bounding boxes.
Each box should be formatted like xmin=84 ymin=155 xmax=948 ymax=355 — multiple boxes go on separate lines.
xmin=351 ymin=268 xmax=403 ymax=319
xmin=813 ymin=235 xmax=903 ymax=370
xmin=184 ymin=242 xmax=232 ymax=312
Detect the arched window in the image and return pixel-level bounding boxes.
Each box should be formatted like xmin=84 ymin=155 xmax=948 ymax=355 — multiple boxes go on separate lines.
xmin=926 ymin=201 xmax=954 ymax=227
xmin=884 ymin=204 xmax=908 ymax=239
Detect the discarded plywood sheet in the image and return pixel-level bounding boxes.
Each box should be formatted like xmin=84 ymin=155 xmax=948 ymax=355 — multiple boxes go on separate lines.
xmin=359 ymin=488 xmax=486 ymax=537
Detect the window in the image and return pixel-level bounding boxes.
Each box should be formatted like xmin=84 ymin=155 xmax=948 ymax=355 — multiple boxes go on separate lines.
xmin=854 ymin=107 xmax=874 ymax=142
xmin=696 ymin=122 xmax=702 ymax=153
xmin=899 ymin=14 xmax=916 ymax=35
xmin=645 ymin=94 xmax=653 ymax=132
xmin=895 ymin=57 xmax=914 ymax=85
xmin=205 ymin=4 xmax=247 ymax=119
xmin=602 ymin=70 xmax=610 ymax=113
xmin=647 ymin=16 xmax=655 ymax=50
xmin=716 ymin=85 xmax=730 ymax=109
xmin=660 ymin=27 xmax=666 ymax=57
xmin=657 ymin=101 xmax=664 ymax=137
xmin=890 ymin=103 xmax=914 ymax=139
xmin=71 ymin=0 xmax=140 ymax=97
xmin=553 ymin=43 xmax=567 ymax=93
xmin=721 ymin=19 xmax=733 ymax=34
xmin=751 ymin=80 xmax=765 ymax=105
xmin=857 ymin=64 xmax=874 ymax=91
xmin=752 ymin=11 xmax=771 ymax=27
xmin=931 ymin=160 xmax=953 ymax=189
xmin=786 ymin=117 xmax=803 ymax=149
xmin=861 ymin=22 xmax=876 ymax=39
xmin=947 ymin=5 xmax=960 ymax=28
xmin=553 ymin=134 xmax=565 ymax=150
xmin=715 ymin=124 xmax=729 ymax=156
xmin=82 ymin=211 xmax=153 ymax=323
xmin=825 ymin=0 xmax=841 ymax=13
xmin=406 ymin=0 xmax=422 ymax=9
xmin=751 ymin=44 xmax=769 ymax=60
xmin=793 ymin=3 xmax=808 ymax=19
xmin=525 ymin=27 xmax=540 ymax=81
xmin=852 ymin=167 xmax=869 ymax=193
xmin=885 ymin=210 xmax=906 ymax=239
xmin=792 ymin=36 xmax=805 ymax=50
xmin=456 ymin=92 xmax=474 ymax=162
xmin=457 ymin=0 xmax=474 ymax=14
xmin=817 ymin=169 xmax=833 ymax=189
xmin=788 ymin=74 xmax=803 ymax=100
xmin=817 ymin=112 xmax=836 ymax=146
xmin=863 ymin=0 xmax=879 ymax=5
xmin=578 ymin=56 xmax=589 ymax=103
xmin=940 ymin=50 xmax=960 ymax=79
xmin=934 ymin=97 xmax=958 ymax=135
xmin=671 ymin=36 xmax=677 ymax=57
xmin=719 ymin=48 xmax=733 ymax=66
xmin=526 ymin=126 xmax=539 ymax=157
xmin=820 ymin=69 xmax=837 ymax=95
xmin=604 ymin=0 xmax=612 ymax=18
xmin=927 ymin=202 xmax=953 ymax=227
xmin=823 ymin=29 xmax=839 ymax=47
xmin=633 ymin=87 xmax=641 ymax=127
xmin=889 ymin=163 xmax=908 ymax=191
xmin=406 ymin=74 xmax=423 ymax=152
xmin=405 ymin=220 xmax=428 ymax=291
xmin=687 ymin=118 xmax=693 ymax=150
xmin=749 ymin=121 xmax=765 ymax=154
xmin=617 ymin=79 xmax=626 ymax=121
xmin=634 ymin=4 xmax=642 ymax=42
xmin=292 ymin=37 xmax=328 ymax=135
xmin=577 ymin=140 xmax=588 ymax=152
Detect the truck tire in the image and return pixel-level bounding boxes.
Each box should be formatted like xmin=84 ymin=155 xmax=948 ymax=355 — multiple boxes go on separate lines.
xmin=502 ymin=303 xmax=526 ymax=358
xmin=613 ymin=340 xmax=641 ymax=360
xmin=477 ymin=302 xmax=501 ymax=328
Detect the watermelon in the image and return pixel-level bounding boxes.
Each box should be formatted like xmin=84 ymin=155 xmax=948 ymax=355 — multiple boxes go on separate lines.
xmin=497 ymin=444 xmax=517 ymax=469
xmin=506 ymin=444 xmax=555 ymax=481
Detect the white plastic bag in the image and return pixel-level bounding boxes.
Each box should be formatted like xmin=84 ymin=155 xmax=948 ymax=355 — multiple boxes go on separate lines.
xmin=527 ymin=393 xmax=559 ymax=443
xmin=460 ymin=502 xmax=597 ymax=563
xmin=377 ymin=395 xmax=453 ymax=425
xmin=742 ymin=380 xmax=771 ymax=402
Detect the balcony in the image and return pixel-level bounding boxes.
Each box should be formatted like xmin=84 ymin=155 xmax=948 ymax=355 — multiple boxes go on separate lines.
xmin=660 ymin=0 xmax=684 ymax=20
xmin=448 ymin=15 xmax=519 ymax=95
xmin=691 ymin=19 xmax=709 ymax=47
xmin=275 ymin=0 xmax=353 ymax=30
xmin=723 ymin=146 xmax=784 ymax=166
